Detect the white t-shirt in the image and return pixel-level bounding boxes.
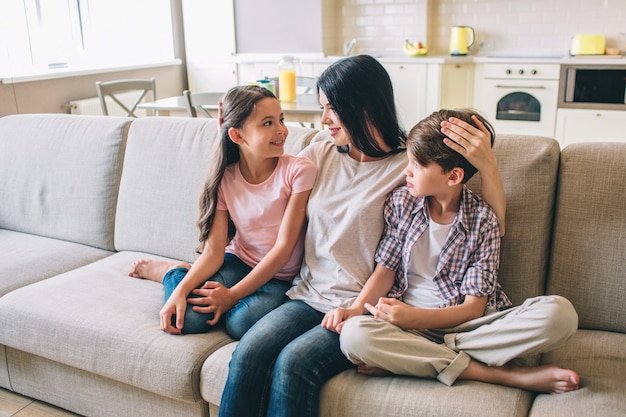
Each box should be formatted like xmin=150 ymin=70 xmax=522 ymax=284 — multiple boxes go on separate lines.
xmin=403 ymin=211 xmax=452 ymax=308
xmin=287 ymin=138 xmax=408 ymax=312
xmin=217 ymin=154 xmax=317 ymax=280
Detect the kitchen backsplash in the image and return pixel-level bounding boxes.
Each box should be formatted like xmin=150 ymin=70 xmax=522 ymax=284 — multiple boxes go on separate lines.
xmin=336 ymin=0 xmax=626 ymax=56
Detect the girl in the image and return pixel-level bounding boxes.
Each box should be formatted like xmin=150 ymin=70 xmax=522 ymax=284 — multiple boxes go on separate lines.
xmin=129 ymin=85 xmax=317 ymax=340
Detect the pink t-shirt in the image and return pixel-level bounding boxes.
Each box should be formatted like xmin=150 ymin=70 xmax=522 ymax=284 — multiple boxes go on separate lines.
xmin=217 ymin=155 xmax=317 ymax=280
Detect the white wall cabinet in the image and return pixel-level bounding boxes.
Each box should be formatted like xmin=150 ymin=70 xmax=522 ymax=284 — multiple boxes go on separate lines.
xmin=556 ymin=109 xmax=626 ymax=147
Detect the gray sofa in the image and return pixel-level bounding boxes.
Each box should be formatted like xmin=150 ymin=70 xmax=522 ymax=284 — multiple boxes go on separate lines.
xmin=0 ymin=113 xmax=623 ymax=417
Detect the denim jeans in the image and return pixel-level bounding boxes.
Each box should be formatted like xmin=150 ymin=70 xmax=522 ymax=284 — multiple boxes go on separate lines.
xmin=219 ymin=300 xmax=355 ymax=417
xmin=162 ymin=253 xmax=291 ymax=340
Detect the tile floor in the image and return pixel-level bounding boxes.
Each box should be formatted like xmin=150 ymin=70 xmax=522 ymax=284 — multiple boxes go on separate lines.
xmin=0 ymin=388 xmax=81 ymax=417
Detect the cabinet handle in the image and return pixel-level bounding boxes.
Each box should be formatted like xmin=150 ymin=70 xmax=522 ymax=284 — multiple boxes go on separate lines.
xmin=495 ymin=85 xmax=546 ymax=89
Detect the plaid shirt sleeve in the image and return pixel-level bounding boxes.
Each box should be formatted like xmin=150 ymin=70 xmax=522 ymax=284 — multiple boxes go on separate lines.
xmin=374 ymin=188 xmax=405 ymax=272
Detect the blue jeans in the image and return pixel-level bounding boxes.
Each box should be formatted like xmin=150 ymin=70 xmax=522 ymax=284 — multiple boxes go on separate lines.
xmin=219 ymin=300 xmax=355 ymax=417
xmin=162 ymin=253 xmax=291 ymax=340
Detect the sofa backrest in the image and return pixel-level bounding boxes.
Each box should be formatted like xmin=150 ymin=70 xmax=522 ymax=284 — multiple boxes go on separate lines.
xmin=467 ymin=135 xmax=561 ymax=305
xmin=547 ymin=142 xmax=626 ymax=333
xmin=0 ymin=114 xmax=131 ymax=250
xmin=114 ymin=117 xmax=319 ymax=262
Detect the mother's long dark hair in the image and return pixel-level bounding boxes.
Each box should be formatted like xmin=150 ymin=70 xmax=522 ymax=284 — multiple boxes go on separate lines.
xmin=316 ymin=54 xmax=406 ymax=157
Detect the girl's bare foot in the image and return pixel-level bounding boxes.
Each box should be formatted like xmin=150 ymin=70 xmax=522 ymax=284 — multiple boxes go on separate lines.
xmin=128 ymin=259 xmax=191 ymax=282
xmin=461 ymin=362 xmax=580 ymax=394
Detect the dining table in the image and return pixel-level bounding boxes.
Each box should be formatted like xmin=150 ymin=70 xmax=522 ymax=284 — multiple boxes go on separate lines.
xmin=138 ymin=93 xmax=323 ymax=129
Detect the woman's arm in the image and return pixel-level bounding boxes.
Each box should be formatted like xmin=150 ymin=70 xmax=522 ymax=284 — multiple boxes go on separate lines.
xmin=160 ymin=209 xmax=230 ymax=334
xmin=190 ymin=189 xmax=312 ymax=326
xmin=441 ymin=115 xmax=507 ymax=235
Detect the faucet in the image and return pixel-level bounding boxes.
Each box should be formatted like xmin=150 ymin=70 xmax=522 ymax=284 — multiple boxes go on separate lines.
xmin=343 ymin=39 xmax=358 ymax=56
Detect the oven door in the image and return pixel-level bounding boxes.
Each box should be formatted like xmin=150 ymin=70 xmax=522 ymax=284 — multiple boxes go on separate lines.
xmin=482 ymin=79 xmax=559 ymax=137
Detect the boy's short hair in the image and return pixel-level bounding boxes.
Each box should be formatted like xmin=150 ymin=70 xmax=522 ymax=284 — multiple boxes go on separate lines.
xmin=407 ymin=109 xmax=495 ymax=183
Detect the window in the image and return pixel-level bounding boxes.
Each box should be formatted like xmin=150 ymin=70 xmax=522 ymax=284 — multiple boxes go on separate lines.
xmin=0 ymin=0 xmax=175 ymax=80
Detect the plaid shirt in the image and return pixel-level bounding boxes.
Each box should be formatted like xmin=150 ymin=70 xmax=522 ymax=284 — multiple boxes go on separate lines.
xmin=376 ymin=185 xmax=512 ymax=311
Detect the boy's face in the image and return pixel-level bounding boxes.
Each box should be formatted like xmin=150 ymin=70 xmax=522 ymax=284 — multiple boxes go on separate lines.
xmin=403 ymin=153 xmax=450 ymax=198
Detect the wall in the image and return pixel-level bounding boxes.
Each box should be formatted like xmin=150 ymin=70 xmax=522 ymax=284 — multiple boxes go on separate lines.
xmin=338 ymin=0 xmax=626 ymax=56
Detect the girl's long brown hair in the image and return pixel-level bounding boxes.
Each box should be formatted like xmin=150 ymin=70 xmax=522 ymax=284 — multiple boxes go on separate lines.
xmin=196 ymin=85 xmax=276 ymax=253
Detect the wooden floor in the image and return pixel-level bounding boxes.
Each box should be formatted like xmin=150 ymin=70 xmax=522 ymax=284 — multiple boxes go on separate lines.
xmin=0 ymin=388 xmax=80 ymax=417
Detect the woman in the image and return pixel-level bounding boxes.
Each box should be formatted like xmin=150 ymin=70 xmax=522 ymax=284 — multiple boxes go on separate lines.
xmin=218 ymin=55 xmax=506 ymax=417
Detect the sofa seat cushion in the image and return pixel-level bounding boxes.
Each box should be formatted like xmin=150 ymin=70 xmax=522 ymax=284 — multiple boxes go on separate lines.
xmin=200 ymin=343 xmax=533 ymax=417
xmin=0 ymin=229 xmax=113 ymax=297
xmin=0 ymin=251 xmax=232 ymax=402
xmin=0 ymin=114 xmax=131 ymax=251
xmin=530 ymin=329 xmax=626 ymax=417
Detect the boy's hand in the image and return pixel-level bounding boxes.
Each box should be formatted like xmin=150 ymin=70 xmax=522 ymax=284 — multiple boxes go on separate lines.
xmin=365 ymin=298 xmax=415 ymax=329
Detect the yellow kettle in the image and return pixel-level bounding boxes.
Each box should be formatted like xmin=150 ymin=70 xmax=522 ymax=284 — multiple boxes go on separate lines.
xmin=449 ymin=26 xmax=475 ymax=56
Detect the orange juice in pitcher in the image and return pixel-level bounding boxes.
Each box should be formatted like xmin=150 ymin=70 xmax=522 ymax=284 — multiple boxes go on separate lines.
xmin=278 ymin=56 xmax=297 ymax=102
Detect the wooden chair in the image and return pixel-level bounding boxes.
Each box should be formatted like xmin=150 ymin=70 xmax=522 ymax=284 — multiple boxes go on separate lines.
xmin=96 ymin=78 xmax=156 ymax=117
xmin=183 ymin=90 xmax=224 ymax=118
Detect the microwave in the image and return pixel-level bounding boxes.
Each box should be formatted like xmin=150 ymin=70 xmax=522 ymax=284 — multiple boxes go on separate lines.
xmin=558 ymin=65 xmax=626 ymax=110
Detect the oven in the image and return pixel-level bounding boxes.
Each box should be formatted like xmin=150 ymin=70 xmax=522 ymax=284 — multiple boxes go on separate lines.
xmin=478 ymin=63 xmax=561 ymax=137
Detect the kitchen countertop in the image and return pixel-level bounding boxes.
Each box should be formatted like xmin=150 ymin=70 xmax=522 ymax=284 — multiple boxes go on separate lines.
xmin=235 ymin=53 xmax=626 ymax=66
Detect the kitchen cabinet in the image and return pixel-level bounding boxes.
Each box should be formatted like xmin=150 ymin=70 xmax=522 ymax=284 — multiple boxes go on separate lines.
xmin=383 ymin=62 xmax=474 ymax=131
xmin=435 ymin=63 xmax=474 ymax=109
xmin=182 ymin=0 xmax=238 ymax=91
xmin=383 ymin=63 xmax=428 ymax=131
xmin=555 ymin=109 xmax=626 ymax=147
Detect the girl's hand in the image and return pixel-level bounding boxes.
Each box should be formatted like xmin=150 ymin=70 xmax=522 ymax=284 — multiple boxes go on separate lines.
xmin=441 ymin=115 xmax=497 ymax=174
xmin=189 ymin=281 xmax=237 ymax=326
xmin=322 ymin=307 xmax=359 ymax=334
xmin=160 ymin=294 xmax=187 ymax=335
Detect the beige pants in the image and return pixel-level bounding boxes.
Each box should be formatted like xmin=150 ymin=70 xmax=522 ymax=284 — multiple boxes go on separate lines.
xmin=339 ymin=295 xmax=578 ymax=386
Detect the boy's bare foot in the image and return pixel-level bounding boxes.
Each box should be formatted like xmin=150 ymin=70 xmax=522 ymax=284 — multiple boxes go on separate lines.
xmin=128 ymin=259 xmax=191 ymax=282
xmin=357 ymin=364 xmax=392 ymax=377
xmin=461 ymin=362 xmax=580 ymax=394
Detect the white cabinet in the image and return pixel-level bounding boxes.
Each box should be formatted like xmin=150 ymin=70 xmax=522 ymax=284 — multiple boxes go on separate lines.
xmin=556 ymin=109 xmax=626 ymax=147
xmin=383 ymin=62 xmax=474 ymax=131
xmin=383 ymin=63 xmax=428 ymax=131
xmin=433 ymin=63 xmax=474 ymax=110
xmin=182 ymin=0 xmax=238 ymax=91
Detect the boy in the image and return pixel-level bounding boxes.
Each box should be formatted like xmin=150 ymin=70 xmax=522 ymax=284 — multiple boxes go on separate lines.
xmin=338 ymin=109 xmax=580 ymax=394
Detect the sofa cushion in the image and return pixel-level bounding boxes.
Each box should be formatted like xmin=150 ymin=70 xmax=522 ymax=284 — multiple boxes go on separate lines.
xmin=0 ymin=251 xmax=232 ymax=402
xmin=0 ymin=114 xmax=131 ymax=251
xmin=200 ymin=343 xmax=533 ymax=417
xmin=0 ymin=229 xmax=112 ymax=297
xmin=546 ymin=143 xmax=626 ymax=333
xmin=114 ymin=117 xmax=319 ymax=263
xmin=531 ymin=330 xmax=626 ymax=417
xmin=467 ymin=135 xmax=560 ymax=304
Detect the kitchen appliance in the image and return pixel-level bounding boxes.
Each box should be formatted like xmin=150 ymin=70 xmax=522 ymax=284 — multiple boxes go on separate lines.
xmin=559 ymin=65 xmax=626 ymax=110
xmin=569 ymin=34 xmax=605 ymax=55
xmin=449 ymin=26 xmax=475 ymax=56
xmin=477 ymin=63 xmax=560 ymax=137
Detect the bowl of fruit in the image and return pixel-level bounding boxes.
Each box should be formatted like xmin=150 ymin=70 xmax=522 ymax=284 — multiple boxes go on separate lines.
xmin=402 ymin=40 xmax=429 ymax=57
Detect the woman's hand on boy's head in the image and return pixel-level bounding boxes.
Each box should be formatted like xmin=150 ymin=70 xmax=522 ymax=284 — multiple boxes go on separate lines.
xmin=440 ymin=115 xmax=497 ymax=173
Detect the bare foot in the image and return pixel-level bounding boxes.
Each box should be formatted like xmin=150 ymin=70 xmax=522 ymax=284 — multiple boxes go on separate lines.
xmin=357 ymin=364 xmax=392 ymax=377
xmin=128 ymin=259 xmax=191 ymax=282
xmin=461 ymin=362 xmax=580 ymax=394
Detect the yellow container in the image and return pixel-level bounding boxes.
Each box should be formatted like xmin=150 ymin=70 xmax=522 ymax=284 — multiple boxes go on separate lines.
xmin=279 ymin=69 xmax=296 ymax=102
